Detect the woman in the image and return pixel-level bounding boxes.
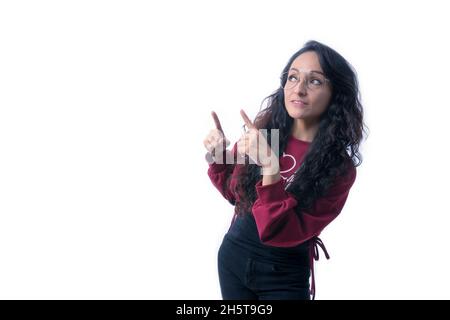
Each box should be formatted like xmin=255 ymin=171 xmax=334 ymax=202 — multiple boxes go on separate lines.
xmin=203 ymin=40 xmax=366 ymax=300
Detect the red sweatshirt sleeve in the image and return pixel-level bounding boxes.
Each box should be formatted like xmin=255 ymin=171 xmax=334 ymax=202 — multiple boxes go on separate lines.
xmin=252 ymin=165 xmax=357 ymax=247
xmin=207 ymin=143 xmax=238 ymax=205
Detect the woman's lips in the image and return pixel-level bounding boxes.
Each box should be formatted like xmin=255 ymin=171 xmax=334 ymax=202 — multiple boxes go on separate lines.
xmin=291 ymin=100 xmax=307 ymax=108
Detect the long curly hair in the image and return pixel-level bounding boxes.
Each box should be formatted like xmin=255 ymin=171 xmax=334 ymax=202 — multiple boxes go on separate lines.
xmin=232 ymin=40 xmax=368 ymax=215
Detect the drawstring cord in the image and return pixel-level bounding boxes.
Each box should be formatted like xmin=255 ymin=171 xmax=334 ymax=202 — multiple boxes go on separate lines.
xmin=309 ymin=236 xmax=330 ymax=300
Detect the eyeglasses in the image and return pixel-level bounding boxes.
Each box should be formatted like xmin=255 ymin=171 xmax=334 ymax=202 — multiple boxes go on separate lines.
xmin=281 ymin=70 xmax=330 ymax=91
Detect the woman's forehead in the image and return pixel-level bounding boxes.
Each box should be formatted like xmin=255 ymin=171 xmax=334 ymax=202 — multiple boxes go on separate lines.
xmin=290 ymin=52 xmax=323 ymax=73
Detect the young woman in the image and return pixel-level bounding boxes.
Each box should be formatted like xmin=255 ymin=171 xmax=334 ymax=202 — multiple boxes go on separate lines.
xmin=203 ymin=40 xmax=366 ymax=300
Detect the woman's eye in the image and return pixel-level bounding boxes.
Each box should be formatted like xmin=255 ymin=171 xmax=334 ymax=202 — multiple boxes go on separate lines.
xmin=310 ymin=79 xmax=322 ymax=85
xmin=288 ymin=75 xmax=297 ymax=81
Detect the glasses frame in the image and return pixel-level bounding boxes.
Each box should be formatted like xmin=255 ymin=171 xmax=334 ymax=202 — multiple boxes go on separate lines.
xmin=281 ymin=70 xmax=330 ymax=91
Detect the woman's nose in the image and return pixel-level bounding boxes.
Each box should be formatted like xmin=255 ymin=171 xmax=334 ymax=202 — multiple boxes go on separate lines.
xmin=293 ymin=79 xmax=307 ymax=95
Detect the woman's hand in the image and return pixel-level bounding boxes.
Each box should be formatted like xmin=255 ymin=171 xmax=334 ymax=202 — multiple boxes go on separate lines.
xmin=237 ymin=109 xmax=279 ymax=175
xmin=203 ymin=111 xmax=230 ymax=163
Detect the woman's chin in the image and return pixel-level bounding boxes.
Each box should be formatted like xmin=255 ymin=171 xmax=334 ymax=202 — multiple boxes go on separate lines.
xmin=287 ymin=109 xmax=307 ymax=119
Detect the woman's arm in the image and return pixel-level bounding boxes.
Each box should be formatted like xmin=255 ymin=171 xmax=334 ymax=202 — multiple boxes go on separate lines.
xmin=207 ymin=143 xmax=238 ymax=205
xmin=252 ymin=166 xmax=357 ymax=247
xmin=261 ymin=156 xmax=281 ymax=186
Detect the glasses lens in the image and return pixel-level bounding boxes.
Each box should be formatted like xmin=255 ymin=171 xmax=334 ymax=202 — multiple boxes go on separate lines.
xmin=284 ymin=71 xmax=300 ymax=90
xmin=283 ymin=71 xmax=326 ymax=90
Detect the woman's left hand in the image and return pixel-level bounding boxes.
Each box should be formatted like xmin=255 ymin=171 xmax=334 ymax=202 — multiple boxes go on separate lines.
xmin=237 ymin=109 xmax=279 ymax=174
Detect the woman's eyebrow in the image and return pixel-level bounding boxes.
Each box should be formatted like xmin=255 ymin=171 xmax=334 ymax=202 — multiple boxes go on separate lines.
xmin=289 ymin=67 xmax=325 ymax=75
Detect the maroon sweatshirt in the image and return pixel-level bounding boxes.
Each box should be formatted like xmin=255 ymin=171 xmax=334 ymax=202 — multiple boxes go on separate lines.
xmin=207 ymin=134 xmax=357 ymax=299
xmin=208 ymin=135 xmax=357 ymax=247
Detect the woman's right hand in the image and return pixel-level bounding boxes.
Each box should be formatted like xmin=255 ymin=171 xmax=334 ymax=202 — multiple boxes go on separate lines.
xmin=203 ymin=111 xmax=230 ymax=160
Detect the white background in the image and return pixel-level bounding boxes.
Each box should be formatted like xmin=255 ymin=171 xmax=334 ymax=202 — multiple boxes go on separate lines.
xmin=1 ymin=0 xmax=449 ymax=299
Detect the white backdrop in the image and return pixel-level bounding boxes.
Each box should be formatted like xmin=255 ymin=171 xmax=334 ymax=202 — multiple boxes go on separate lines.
xmin=1 ymin=0 xmax=449 ymax=299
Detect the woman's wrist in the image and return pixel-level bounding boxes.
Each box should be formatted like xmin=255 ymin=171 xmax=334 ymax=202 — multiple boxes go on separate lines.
xmin=261 ymin=167 xmax=281 ymax=186
xmin=260 ymin=155 xmax=280 ymax=176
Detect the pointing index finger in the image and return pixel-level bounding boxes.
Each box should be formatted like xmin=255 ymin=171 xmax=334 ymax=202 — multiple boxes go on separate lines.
xmin=240 ymin=109 xmax=256 ymax=130
xmin=211 ymin=111 xmax=224 ymax=134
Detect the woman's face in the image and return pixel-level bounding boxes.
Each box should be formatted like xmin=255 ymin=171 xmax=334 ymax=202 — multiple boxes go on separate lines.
xmin=283 ymin=51 xmax=332 ymax=123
